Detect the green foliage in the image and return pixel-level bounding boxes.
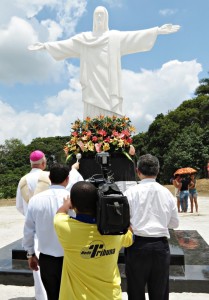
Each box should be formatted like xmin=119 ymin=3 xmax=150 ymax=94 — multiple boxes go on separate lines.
xmin=0 ymin=136 xmax=69 ymax=198
xmin=195 ymin=77 xmax=209 ymax=96
xmin=163 ymin=125 xmax=208 ymax=181
xmin=1 ymin=77 xmax=209 ymax=197
xmin=131 ymin=87 xmax=209 ymax=183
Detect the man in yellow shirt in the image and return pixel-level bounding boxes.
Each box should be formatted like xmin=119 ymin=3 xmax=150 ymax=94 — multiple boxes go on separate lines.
xmin=54 ymin=181 xmax=133 ymax=300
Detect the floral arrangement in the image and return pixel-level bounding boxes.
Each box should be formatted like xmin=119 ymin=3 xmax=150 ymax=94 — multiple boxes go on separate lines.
xmin=64 ymin=115 xmax=136 ymax=161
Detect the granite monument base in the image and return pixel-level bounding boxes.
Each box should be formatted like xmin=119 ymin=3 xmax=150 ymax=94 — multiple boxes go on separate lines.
xmin=0 ymin=239 xmax=33 ymax=286
xmin=0 ymin=230 xmax=209 ymax=293
xmin=67 ymin=153 xmax=137 ymax=181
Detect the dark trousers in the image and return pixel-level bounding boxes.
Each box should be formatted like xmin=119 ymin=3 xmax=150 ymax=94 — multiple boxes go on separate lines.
xmin=125 ymin=236 xmax=170 ymax=300
xmin=39 ymin=253 xmax=63 ymax=300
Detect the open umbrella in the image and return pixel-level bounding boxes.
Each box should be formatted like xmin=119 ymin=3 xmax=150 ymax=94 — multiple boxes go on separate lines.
xmin=174 ymin=167 xmax=197 ymax=175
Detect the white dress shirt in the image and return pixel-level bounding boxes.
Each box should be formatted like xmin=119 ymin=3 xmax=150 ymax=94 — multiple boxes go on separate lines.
xmin=23 ymin=185 xmax=75 ymax=257
xmin=124 ymin=178 xmax=179 ymax=238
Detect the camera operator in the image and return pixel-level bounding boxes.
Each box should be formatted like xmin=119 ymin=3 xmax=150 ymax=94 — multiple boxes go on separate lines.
xmin=54 ymin=181 xmax=133 ymax=300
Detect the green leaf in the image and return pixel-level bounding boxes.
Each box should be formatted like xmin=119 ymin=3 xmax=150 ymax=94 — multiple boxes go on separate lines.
xmin=66 ymin=154 xmax=73 ymax=162
xmin=122 ymin=151 xmax=133 ymax=162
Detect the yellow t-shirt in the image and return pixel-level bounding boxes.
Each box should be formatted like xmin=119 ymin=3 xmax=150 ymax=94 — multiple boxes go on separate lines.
xmin=54 ymin=213 xmax=133 ymax=300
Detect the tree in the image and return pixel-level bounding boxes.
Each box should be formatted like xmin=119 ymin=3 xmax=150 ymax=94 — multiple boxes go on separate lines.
xmin=162 ymin=125 xmax=208 ymax=182
xmin=195 ymin=77 xmax=209 ymax=96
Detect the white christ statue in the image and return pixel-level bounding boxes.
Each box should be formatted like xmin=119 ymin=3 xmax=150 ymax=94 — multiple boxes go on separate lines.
xmin=29 ymin=6 xmax=180 ymax=118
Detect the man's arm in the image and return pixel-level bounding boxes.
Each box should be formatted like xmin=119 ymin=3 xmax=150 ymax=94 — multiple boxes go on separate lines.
xmin=168 ymin=196 xmax=179 ymax=229
xmin=28 ymin=256 xmax=39 ymax=271
xmin=22 ymin=203 xmax=36 ymax=258
xmin=56 ymin=195 xmax=72 ymax=214
xmin=66 ymin=162 xmax=84 ymax=191
xmin=22 ymin=201 xmax=40 ymax=271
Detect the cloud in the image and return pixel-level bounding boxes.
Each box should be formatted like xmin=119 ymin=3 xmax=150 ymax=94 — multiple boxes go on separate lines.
xmin=0 ymin=0 xmax=58 ymax=24
xmin=0 ymin=1 xmax=88 ymax=85
xmin=54 ymin=0 xmax=87 ymax=37
xmin=159 ymin=9 xmax=178 ymax=17
xmin=122 ymin=60 xmax=202 ymax=132
xmin=0 ymin=99 xmax=80 ymax=145
xmin=0 ymin=16 xmax=65 ymax=85
xmin=102 ymin=0 xmax=123 ymax=8
xmin=0 ymin=60 xmax=202 ymax=145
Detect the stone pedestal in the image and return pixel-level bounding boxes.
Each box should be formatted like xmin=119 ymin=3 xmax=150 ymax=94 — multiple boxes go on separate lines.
xmin=1 ymin=231 xmax=209 ymax=292
xmin=68 ymin=153 xmax=137 ymax=181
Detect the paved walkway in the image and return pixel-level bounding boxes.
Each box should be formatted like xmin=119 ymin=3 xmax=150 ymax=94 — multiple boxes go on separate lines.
xmin=0 ymin=197 xmax=209 ymax=300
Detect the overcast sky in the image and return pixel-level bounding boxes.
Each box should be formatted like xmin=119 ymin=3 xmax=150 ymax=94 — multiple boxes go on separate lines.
xmin=0 ymin=0 xmax=208 ymax=145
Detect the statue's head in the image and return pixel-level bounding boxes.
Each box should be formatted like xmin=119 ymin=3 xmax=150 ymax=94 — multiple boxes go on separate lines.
xmin=93 ymin=6 xmax=109 ymax=34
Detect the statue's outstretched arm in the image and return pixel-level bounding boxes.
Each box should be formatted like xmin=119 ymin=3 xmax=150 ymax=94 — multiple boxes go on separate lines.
xmin=28 ymin=42 xmax=46 ymax=51
xmin=158 ymin=24 xmax=181 ymax=35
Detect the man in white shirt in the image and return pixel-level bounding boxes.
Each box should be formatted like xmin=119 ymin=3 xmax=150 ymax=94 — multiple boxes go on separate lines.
xmin=16 ymin=150 xmax=50 ymax=300
xmin=124 ymin=154 xmax=179 ymax=300
xmin=22 ymin=163 xmax=76 ymax=300
xmin=16 ymin=150 xmax=83 ymax=300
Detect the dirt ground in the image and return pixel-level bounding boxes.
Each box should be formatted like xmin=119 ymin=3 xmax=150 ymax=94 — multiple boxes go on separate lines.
xmin=0 ymin=179 xmax=208 ymax=207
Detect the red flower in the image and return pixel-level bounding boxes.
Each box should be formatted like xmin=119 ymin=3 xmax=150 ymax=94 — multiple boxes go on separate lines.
xmin=72 ymin=132 xmax=78 ymax=137
xmin=122 ymin=129 xmax=130 ymax=137
xmin=92 ymin=136 xmax=98 ymax=142
xmin=86 ymin=131 xmax=92 ymax=137
xmin=98 ymin=129 xmax=107 ymax=136
xmin=104 ymin=137 xmax=111 ymax=143
xmin=127 ymin=137 xmax=132 ymax=143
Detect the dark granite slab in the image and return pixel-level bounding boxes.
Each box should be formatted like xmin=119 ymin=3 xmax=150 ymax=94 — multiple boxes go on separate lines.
xmin=0 ymin=230 xmax=209 ymax=292
xmin=0 ymin=239 xmax=33 ymax=286
xmin=119 ymin=229 xmax=185 ymax=267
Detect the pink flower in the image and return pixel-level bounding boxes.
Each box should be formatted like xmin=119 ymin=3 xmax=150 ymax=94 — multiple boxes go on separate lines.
xmin=122 ymin=129 xmax=130 ymax=137
xmin=95 ymin=143 xmax=102 ymax=153
xmin=118 ymin=133 xmax=125 ymax=139
xmin=129 ymin=145 xmax=135 ymax=156
xmin=112 ymin=130 xmax=119 ymax=137
xmin=77 ymin=140 xmax=85 ymax=151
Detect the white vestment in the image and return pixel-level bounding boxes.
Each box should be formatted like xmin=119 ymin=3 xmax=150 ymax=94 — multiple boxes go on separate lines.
xmin=43 ymin=28 xmax=158 ymax=117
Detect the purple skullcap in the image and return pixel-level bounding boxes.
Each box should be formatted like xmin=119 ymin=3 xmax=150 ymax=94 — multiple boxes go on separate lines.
xmin=30 ymin=150 xmax=45 ymax=162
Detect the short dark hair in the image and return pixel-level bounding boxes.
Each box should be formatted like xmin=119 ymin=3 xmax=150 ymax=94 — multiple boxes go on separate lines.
xmin=49 ymin=163 xmax=69 ymax=184
xmin=71 ymin=181 xmax=98 ymax=215
xmin=137 ymin=154 xmax=159 ymax=176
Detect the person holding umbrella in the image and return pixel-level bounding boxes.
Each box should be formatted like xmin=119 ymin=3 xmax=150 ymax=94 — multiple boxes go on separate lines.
xmin=174 ymin=168 xmax=196 ymax=213
xmin=179 ymin=175 xmax=191 ymax=212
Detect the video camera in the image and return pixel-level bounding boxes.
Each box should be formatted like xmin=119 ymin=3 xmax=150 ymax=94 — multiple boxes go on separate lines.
xmin=87 ymin=152 xmax=130 ymax=235
xmin=87 ymin=152 xmax=114 ymax=187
